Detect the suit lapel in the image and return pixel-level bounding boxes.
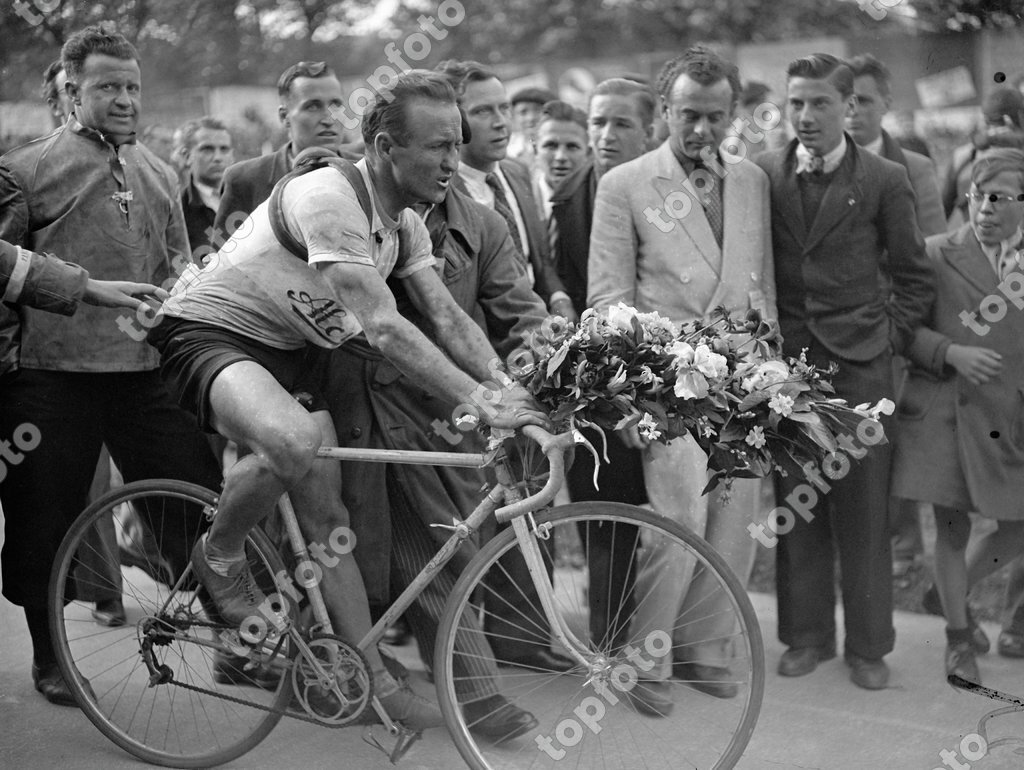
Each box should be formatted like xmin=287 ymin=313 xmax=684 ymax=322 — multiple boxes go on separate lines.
xmin=772 ymin=145 xmax=807 ymax=245
xmin=703 ymin=162 xmax=753 ymax=315
xmin=649 ymin=144 xmax=721 ymax=277
xmin=943 ymin=226 xmax=1000 ymax=296
xmin=803 ymin=151 xmax=861 ymax=254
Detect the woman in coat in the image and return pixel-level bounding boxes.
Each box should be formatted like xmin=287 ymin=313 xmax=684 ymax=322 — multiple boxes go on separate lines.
xmin=893 ymin=148 xmax=1024 ymax=686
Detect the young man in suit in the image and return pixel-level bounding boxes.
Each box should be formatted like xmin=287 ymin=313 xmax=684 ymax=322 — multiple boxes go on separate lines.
xmin=589 ymin=45 xmax=776 ymax=715
xmin=753 ymin=53 xmax=934 ymax=690
xmin=178 ymin=117 xmax=234 ymax=255
xmin=213 ymin=61 xmax=359 ymax=240
xmin=435 ymin=60 xmax=576 ymax=323
xmin=846 ymin=53 xmax=948 ymax=580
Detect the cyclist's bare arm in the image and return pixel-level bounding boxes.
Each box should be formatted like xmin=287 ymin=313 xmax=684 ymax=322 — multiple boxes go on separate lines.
xmin=320 ymin=261 xmax=546 ymax=430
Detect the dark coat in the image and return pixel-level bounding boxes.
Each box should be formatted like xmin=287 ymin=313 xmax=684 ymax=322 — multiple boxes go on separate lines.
xmin=754 ymin=137 xmax=934 ymax=361
xmin=549 ymin=162 xmax=597 ymax=313
xmin=325 ymin=187 xmax=549 ymax=603
xmin=180 ymin=177 xmax=216 ymax=258
xmin=212 ymin=143 xmax=292 ymax=241
xmin=892 ymin=225 xmax=1024 ymax=519
xmin=212 ymin=142 xmax=361 ymax=242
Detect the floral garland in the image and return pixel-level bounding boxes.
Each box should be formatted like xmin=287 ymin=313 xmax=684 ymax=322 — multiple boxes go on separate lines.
xmin=513 ymin=303 xmax=893 ymax=493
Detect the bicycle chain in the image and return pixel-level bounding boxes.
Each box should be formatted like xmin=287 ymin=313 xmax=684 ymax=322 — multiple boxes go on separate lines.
xmin=148 ymin=616 xmax=351 ymax=728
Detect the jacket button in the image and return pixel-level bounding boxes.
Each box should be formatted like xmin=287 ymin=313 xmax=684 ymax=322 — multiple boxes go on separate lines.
xmin=351 ymin=427 xmax=363 ymax=438
xmin=681 ymin=274 xmax=691 ymax=284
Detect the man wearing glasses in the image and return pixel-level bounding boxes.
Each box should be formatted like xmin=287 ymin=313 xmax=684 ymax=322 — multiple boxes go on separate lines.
xmin=892 ymin=147 xmax=1024 ymax=686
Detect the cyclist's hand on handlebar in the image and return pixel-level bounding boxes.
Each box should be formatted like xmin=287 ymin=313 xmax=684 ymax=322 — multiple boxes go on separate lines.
xmin=482 ymin=384 xmax=552 ymax=431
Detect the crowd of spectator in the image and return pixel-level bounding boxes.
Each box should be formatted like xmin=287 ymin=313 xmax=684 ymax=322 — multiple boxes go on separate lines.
xmin=3 ymin=19 xmax=1024 ymax=752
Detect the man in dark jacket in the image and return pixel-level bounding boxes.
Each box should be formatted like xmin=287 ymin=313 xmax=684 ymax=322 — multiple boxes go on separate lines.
xmin=754 ymin=53 xmax=934 ymax=690
xmin=0 ymin=24 xmax=222 ymax=707
xmin=178 ymin=117 xmax=234 ymax=255
xmin=212 ymin=61 xmax=360 ymax=241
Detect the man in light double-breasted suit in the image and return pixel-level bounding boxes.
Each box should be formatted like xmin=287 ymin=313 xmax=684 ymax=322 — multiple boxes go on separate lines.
xmin=589 ymin=45 xmax=776 ymax=716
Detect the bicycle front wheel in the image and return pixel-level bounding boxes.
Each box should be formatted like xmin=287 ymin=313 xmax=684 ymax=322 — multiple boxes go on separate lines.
xmin=50 ymin=480 xmax=295 ymax=768
xmin=435 ymin=502 xmax=764 ymax=770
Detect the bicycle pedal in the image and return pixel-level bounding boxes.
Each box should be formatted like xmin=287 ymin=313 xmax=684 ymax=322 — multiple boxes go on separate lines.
xmin=362 ymin=725 xmax=422 ymax=764
xmin=390 ymin=727 xmax=422 ymax=764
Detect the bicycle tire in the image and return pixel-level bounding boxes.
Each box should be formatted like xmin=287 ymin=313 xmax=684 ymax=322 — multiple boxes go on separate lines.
xmin=434 ymin=501 xmax=764 ymax=770
xmin=50 ymin=479 xmax=295 ymax=768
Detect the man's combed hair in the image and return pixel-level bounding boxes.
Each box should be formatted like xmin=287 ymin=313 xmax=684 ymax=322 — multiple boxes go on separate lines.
xmin=61 ymin=23 xmax=139 ymax=83
xmin=178 ymin=116 xmax=230 ymax=152
xmin=655 ymin=44 xmax=741 ymax=105
xmin=277 ymin=61 xmax=336 ymax=99
xmin=361 ymin=70 xmax=458 ymax=148
xmin=41 ymin=59 xmax=63 ymax=104
xmin=433 ymin=59 xmax=497 ymax=103
xmin=539 ymin=100 xmax=587 ymax=132
xmin=972 ymin=147 xmax=1024 ymax=192
xmin=590 ymin=78 xmax=657 ymax=127
xmin=847 ymin=54 xmax=891 ymax=98
xmin=786 ymin=53 xmax=855 ymax=100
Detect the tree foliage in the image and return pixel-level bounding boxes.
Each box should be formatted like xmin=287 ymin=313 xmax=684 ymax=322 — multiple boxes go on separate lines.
xmin=908 ymin=0 xmax=1022 ymax=31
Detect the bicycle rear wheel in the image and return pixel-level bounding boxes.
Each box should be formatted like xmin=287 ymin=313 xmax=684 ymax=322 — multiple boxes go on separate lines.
xmin=435 ymin=502 xmax=764 ymax=770
xmin=50 ymin=480 xmax=295 ymax=768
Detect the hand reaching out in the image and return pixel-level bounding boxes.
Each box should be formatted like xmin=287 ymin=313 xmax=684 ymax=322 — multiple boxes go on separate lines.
xmin=82 ymin=280 xmax=168 ymax=310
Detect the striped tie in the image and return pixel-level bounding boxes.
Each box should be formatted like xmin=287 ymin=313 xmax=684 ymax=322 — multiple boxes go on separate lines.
xmin=485 ymin=172 xmax=526 ymax=264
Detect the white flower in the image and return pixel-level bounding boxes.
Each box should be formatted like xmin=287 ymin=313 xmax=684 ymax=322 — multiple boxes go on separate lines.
xmin=666 ymin=340 xmax=695 ymax=367
xmin=745 ymin=426 xmax=766 ymax=448
xmin=638 ymin=413 xmax=662 ymax=441
xmin=853 ymin=398 xmax=896 ymax=420
xmin=638 ymin=365 xmax=656 ymax=384
xmin=768 ymin=393 xmax=795 ymax=417
xmin=741 ymin=359 xmax=791 ymax=393
xmin=675 ymin=370 xmax=709 ymax=400
xmin=606 ymin=302 xmax=637 ymax=332
xmin=608 ymin=363 xmax=627 ymax=389
xmin=692 ymin=344 xmax=729 ymax=379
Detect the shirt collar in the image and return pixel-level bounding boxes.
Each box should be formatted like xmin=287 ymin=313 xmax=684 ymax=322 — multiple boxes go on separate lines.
xmin=974 ymin=225 xmax=1023 ymax=271
xmin=68 ymin=114 xmax=137 ymax=148
xmin=862 ymin=135 xmax=884 ymax=156
xmin=796 ymin=135 xmax=847 ymax=174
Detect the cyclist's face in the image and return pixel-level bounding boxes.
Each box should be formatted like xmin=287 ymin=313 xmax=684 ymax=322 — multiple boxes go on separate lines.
xmin=389 ymin=98 xmax=462 ymax=206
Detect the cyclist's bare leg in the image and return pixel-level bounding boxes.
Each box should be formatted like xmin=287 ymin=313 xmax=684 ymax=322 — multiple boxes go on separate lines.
xmin=285 ymin=410 xmax=387 ymax=674
xmin=207 ymin=361 xmax=321 ymax=557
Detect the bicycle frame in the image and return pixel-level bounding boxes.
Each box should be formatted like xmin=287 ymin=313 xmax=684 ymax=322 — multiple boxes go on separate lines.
xmin=282 ymin=428 xmax=589 ymax=678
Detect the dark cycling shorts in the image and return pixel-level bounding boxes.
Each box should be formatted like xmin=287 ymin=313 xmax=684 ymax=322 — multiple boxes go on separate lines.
xmin=148 ymin=315 xmax=327 ymax=433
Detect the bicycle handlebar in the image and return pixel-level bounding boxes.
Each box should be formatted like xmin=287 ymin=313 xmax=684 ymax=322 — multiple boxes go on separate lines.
xmin=493 ymin=425 xmax=576 ymax=524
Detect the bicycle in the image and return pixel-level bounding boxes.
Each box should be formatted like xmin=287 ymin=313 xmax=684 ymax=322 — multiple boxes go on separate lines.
xmin=50 ymin=425 xmax=764 ymax=769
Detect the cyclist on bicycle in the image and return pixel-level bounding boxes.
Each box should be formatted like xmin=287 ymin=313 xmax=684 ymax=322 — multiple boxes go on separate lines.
xmin=147 ymin=71 xmax=549 ymax=729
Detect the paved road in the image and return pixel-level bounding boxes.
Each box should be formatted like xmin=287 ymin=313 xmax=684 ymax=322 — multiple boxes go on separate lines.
xmin=3 ymin=589 xmax=1024 ymax=769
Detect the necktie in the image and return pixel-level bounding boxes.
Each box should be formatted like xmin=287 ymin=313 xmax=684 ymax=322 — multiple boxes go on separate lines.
xmin=798 ymin=153 xmax=825 ymax=176
xmin=694 ymin=162 xmax=724 ymax=248
xmin=485 ymin=172 xmax=526 ymax=262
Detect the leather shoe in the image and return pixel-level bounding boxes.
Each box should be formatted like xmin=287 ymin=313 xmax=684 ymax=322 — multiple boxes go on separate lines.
xmin=845 ymin=653 xmax=889 ymax=690
xmin=625 ymin=678 xmax=673 ymax=717
xmin=382 ymin=617 xmax=413 ymax=646
xmin=673 ymin=662 xmax=738 ymax=699
xmin=32 ymin=662 xmax=94 ymax=707
xmin=463 ymin=694 xmax=538 ymax=743
xmin=778 ymin=642 xmax=836 ymax=677
xmin=921 ymin=585 xmax=990 ymax=654
xmin=946 ymin=641 xmax=980 ymax=685
xmin=213 ymin=651 xmax=280 ymax=690
xmin=92 ymin=598 xmax=126 ymax=627
xmin=997 ymin=630 xmax=1024 ymax=658
xmin=496 ymin=648 xmax=576 ymax=672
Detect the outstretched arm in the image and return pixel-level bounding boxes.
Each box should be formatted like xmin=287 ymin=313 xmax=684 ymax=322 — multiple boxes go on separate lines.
xmin=321 ymin=260 xmax=548 ymax=429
